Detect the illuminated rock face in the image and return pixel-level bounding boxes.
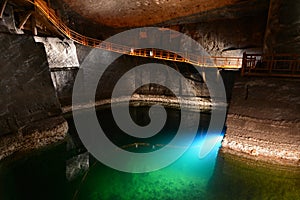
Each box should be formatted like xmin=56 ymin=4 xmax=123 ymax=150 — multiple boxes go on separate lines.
xmin=61 ymin=0 xmax=260 ymax=28
xmin=52 ymin=0 xmax=269 ymax=56
xmin=34 ymin=37 xmax=79 ymax=68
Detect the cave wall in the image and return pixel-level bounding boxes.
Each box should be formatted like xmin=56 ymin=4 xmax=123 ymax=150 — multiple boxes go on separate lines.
xmin=33 ymin=40 xmax=211 ymax=108
xmin=34 ymin=37 xmax=80 ymax=106
xmin=75 ymin=46 xmax=211 ymax=104
xmin=49 ymin=0 xmax=269 ymax=57
xmin=264 ymin=0 xmax=300 ymax=54
xmin=0 ymin=33 xmax=61 ymax=136
xmin=180 ymin=14 xmax=267 ymax=57
xmin=36 ymin=38 xmax=237 ymax=108
xmin=223 ymin=76 xmax=300 ymax=164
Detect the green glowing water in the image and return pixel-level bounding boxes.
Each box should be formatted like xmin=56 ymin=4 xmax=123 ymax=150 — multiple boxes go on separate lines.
xmin=0 ymin=106 xmax=299 ymax=200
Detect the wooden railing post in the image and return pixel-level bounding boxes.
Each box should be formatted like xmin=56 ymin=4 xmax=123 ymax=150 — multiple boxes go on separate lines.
xmin=28 ymin=0 xmax=247 ymax=70
xmin=18 ymin=11 xmax=33 ymax=29
xmin=241 ymin=52 xmax=247 ymax=76
xmin=31 ymin=15 xmax=37 ymax=35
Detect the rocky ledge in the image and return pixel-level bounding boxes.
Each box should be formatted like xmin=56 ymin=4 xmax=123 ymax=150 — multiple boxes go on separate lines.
xmin=0 ymin=116 xmax=68 ymax=161
xmin=63 ymin=94 xmax=217 ymax=114
xmin=223 ymin=76 xmax=300 ymax=166
xmin=222 ymin=114 xmax=300 ymax=166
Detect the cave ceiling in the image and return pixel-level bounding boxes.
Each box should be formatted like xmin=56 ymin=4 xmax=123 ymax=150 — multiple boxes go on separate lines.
xmin=62 ymin=0 xmax=269 ymax=27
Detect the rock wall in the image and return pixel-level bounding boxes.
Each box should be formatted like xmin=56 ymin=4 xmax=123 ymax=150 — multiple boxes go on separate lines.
xmin=0 ymin=33 xmax=61 ymax=136
xmin=34 ymin=37 xmax=79 ymax=68
xmin=77 ymin=48 xmax=212 ymax=106
xmin=34 ymin=37 xmax=80 ymax=106
xmin=50 ymin=69 xmax=79 ymax=106
xmin=38 ymin=41 xmax=235 ymax=110
xmin=264 ymin=0 xmax=300 ymax=54
xmin=223 ymin=76 xmax=300 ymax=166
xmin=51 ymin=0 xmax=268 ymax=57
xmin=60 ymin=0 xmax=268 ymax=29
xmin=0 ymin=4 xmax=23 ymax=34
xmin=180 ymin=13 xmax=267 ymax=57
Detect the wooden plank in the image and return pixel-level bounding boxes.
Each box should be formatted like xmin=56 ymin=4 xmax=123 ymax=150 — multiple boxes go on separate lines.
xmin=18 ymin=11 xmax=33 ymax=29
xmin=0 ymin=0 xmax=8 ymax=19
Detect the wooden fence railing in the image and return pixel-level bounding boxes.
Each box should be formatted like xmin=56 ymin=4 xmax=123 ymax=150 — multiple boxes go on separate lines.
xmin=25 ymin=0 xmax=242 ymax=69
xmin=241 ymin=53 xmax=300 ymax=77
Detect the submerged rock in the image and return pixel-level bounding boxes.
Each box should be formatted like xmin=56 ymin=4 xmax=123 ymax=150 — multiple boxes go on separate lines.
xmin=66 ymin=152 xmax=89 ymax=181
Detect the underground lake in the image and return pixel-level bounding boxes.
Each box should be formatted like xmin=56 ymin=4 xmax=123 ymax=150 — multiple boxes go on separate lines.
xmin=0 ymin=105 xmax=299 ymax=200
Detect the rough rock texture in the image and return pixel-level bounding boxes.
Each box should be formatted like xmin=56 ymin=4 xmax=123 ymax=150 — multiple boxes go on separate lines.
xmin=61 ymin=0 xmax=268 ymax=28
xmin=34 ymin=37 xmax=80 ymax=106
xmin=223 ymin=76 xmax=300 ymax=166
xmin=51 ymin=0 xmax=268 ymax=57
xmin=64 ymin=94 xmax=213 ymax=114
xmin=61 ymin=44 xmax=213 ymax=107
xmin=264 ymin=0 xmax=300 ymax=54
xmin=0 ymin=116 xmax=68 ymax=161
xmin=41 ymin=41 xmax=236 ymax=109
xmin=66 ymin=152 xmax=89 ymax=181
xmin=0 ymin=5 xmax=23 ymax=34
xmin=180 ymin=14 xmax=267 ymax=57
xmin=51 ymin=69 xmax=79 ymax=106
xmin=34 ymin=37 xmax=79 ymax=68
xmin=0 ymin=33 xmax=61 ymax=136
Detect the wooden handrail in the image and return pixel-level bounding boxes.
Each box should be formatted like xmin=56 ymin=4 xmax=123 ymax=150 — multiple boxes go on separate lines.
xmin=24 ymin=0 xmax=300 ymax=78
xmin=241 ymin=53 xmax=300 ymax=77
xmin=25 ymin=0 xmax=242 ymax=69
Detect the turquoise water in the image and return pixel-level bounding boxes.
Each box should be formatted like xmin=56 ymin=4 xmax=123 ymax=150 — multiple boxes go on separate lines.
xmin=0 ymin=106 xmax=299 ymax=200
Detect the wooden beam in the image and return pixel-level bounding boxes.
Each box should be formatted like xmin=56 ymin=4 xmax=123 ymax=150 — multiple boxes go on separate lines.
xmin=0 ymin=0 xmax=8 ymax=19
xmin=31 ymin=0 xmax=37 ymax=35
xmin=18 ymin=11 xmax=33 ymax=29
xmin=31 ymin=13 xmax=37 ymax=35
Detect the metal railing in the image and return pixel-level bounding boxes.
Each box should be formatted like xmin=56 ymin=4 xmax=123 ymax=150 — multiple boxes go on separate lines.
xmin=241 ymin=53 xmax=300 ymax=77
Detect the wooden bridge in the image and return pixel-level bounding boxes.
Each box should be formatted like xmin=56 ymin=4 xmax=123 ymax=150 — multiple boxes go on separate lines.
xmin=23 ymin=0 xmax=242 ymax=69
xmin=5 ymin=0 xmax=300 ymax=77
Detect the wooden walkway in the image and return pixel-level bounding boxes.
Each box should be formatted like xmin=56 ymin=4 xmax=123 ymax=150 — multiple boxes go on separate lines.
xmin=22 ymin=0 xmax=300 ymax=78
xmin=25 ymin=0 xmax=242 ymax=69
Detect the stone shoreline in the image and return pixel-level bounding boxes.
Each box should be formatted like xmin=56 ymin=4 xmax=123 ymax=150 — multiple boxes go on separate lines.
xmin=0 ymin=116 xmax=68 ymax=161
xmin=63 ymin=94 xmax=218 ymax=114
xmin=1 ymin=91 xmax=299 ymax=167
xmin=222 ymin=114 xmax=300 ymax=166
xmin=223 ymin=77 xmax=300 ymax=167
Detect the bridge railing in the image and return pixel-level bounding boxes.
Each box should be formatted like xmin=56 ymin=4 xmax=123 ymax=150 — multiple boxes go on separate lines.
xmin=241 ymin=53 xmax=300 ymax=77
xmin=30 ymin=0 xmax=300 ymax=77
xmin=27 ymin=0 xmax=243 ymax=69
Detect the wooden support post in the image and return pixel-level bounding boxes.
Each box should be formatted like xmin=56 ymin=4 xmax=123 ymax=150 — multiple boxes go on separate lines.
xmin=31 ymin=13 xmax=37 ymax=35
xmin=0 ymin=0 xmax=8 ymax=19
xmin=31 ymin=0 xmax=37 ymax=35
xmin=241 ymin=52 xmax=247 ymax=76
xmin=18 ymin=11 xmax=33 ymax=29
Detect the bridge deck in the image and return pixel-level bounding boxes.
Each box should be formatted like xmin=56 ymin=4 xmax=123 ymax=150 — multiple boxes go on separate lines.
xmin=25 ymin=0 xmax=242 ymax=69
xmin=23 ymin=0 xmax=300 ymax=77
